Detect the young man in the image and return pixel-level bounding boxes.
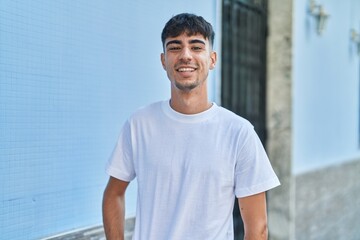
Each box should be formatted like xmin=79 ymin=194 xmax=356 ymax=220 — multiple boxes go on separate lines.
xmin=102 ymin=13 xmax=280 ymax=240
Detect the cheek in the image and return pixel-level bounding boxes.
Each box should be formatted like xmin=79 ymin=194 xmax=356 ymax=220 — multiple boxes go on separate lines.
xmin=163 ymin=57 xmax=174 ymax=70
xmin=164 ymin=63 xmax=173 ymax=72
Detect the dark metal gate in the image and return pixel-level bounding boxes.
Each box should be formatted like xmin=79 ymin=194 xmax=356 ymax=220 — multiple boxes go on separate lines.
xmin=221 ymin=0 xmax=268 ymax=239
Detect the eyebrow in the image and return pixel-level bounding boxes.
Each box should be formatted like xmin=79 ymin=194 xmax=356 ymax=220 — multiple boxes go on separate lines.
xmin=189 ymin=39 xmax=206 ymax=45
xmin=165 ymin=39 xmax=206 ymax=47
xmin=166 ymin=40 xmax=181 ymax=47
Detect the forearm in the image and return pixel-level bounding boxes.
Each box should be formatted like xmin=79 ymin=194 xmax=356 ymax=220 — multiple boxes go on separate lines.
xmin=102 ymin=191 xmax=125 ymax=240
xmin=243 ymin=223 xmax=268 ymax=240
xmin=239 ymin=193 xmax=268 ymax=240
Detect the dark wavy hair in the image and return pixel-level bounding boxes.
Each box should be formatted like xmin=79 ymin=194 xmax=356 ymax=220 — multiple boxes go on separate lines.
xmin=161 ymin=13 xmax=215 ymax=49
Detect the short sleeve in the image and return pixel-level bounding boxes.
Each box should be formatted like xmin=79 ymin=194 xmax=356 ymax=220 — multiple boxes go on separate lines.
xmin=234 ymin=125 xmax=280 ymax=198
xmin=106 ymin=120 xmax=136 ymax=182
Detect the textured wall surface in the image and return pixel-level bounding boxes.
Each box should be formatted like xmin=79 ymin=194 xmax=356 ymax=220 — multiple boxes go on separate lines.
xmin=1 ymin=2 xmax=129 ymax=238
xmin=295 ymin=159 xmax=360 ymax=240
xmin=0 ymin=1 xmax=219 ymax=239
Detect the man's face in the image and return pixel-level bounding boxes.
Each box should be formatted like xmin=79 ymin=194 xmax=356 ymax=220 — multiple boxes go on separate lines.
xmin=161 ymin=33 xmax=217 ymax=92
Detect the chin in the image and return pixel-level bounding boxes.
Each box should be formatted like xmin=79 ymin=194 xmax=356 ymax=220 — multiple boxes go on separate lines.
xmin=174 ymin=81 xmax=199 ymax=91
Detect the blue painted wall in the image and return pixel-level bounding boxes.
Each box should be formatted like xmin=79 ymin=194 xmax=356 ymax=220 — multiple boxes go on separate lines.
xmin=293 ymin=0 xmax=360 ymax=173
xmin=0 ymin=1 xmax=219 ymax=239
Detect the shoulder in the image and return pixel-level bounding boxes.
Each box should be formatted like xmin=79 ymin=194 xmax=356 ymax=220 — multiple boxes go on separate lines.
xmin=120 ymin=101 xmax=164 ymax=134
xmin=215 ymin=105 xmax=254 ymax=130
xmin=127 ymin=101 xmax=164 ymax=125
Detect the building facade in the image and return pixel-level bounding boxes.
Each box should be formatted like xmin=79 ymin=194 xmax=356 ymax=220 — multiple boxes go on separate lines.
xmin=267 ymin=0 xmax=360 ymax=239
xmin=1 ymin=0 xmax=359 ymax=239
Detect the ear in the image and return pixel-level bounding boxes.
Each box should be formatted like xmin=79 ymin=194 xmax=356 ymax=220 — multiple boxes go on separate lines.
xmin=209 ymin=51 xmax=217 ymax=70
xmin=160 ymin=53 xmax=166 ymax=70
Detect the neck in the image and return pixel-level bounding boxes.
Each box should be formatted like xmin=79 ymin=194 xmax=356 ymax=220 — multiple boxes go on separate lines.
xmin=170 ymin=87 xmax=212 ymax=115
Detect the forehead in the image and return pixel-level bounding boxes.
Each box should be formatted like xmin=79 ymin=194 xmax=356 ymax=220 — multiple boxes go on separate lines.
xmin=164 ymin=33 xmax=209 ymax=45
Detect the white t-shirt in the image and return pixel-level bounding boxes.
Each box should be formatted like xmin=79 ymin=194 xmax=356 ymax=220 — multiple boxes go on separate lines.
xmin=106 ymin=100 xmax=280 ymax=240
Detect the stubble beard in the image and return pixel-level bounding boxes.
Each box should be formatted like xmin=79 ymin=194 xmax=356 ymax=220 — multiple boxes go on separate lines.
xmin=174 ymin=80 xmax=200 ymax=92
xmin=173 ymin=73 xmax=209 ymax=93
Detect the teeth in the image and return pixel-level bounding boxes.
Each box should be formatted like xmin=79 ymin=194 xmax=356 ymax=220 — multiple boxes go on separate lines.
xmin=178 ymin=68 xmax=195 ymax=72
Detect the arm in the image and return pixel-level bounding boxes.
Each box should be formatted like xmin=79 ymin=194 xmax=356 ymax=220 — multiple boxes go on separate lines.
xmin=102 ymin=176 xmax=130 ymax=240
xmin=238 ymin=192 xmax=268 ymax=240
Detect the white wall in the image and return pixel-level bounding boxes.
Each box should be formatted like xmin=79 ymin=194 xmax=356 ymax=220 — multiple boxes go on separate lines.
xmin=0 ymin=0 xmax=220 ymax=239
xmin=293 ymin=0 xmax=360 ymax=173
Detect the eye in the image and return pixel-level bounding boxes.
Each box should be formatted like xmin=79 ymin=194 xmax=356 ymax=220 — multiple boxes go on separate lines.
xmin=192 ymin=46 xmax=203 ymax=51
xmin=167 ymin=46 xmax=181 ymax=51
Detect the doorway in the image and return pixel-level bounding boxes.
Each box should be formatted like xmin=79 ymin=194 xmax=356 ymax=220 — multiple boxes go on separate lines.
xmin=221 ymin=0 xmax=268 ymax=238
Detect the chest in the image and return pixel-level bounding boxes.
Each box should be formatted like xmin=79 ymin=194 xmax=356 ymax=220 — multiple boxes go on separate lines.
xmin=133 ymin=127 xmax=237 ymax=185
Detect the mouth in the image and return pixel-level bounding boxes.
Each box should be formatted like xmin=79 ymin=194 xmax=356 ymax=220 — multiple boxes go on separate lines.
xmin=176 ymin=66 xmax=197 ymax=72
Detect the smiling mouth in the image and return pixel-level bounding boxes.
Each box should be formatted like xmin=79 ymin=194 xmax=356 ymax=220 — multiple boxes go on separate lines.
xmin=177 ymin=67 xmax=196 ymax=72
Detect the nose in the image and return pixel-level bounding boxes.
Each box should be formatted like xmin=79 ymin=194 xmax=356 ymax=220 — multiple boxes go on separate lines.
xmin=179 ymin=47 xmax=192 ymax=62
